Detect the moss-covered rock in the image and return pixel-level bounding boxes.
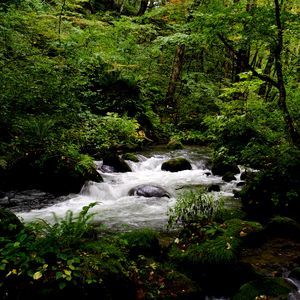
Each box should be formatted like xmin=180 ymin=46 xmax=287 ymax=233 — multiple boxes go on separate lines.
xmin=167 ymin=140 xmax=184 ymax=150
xmin=103 ymin=152 xmax=132 ymax=172
xmin=265 ymin=216 xmax=300 ymax=240
xmin=121 ymin=228 xmax=161 ymax=258
xmin=122 ymin=153 xmax=139 ymax=162
xmin=232 ymin=277 xmax=295 ymax=300
xmin=162 ymin=270 xmax=201 ymax=299
xmin=0 ymin=208 xmax=23 ymax=237
xmin=222 ymin=171 xmax=236 ymax=182
xmin=161 ymin=157 xmax=192 ymax=172
xmin=224 ymin=218 xmax=264 ymax=247
xmin=211 ymin=161 xmax=240 ymax=176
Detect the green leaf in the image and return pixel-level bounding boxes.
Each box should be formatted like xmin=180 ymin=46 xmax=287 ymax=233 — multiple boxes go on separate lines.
xmin=56 ymin=272 xmax=63 ymax=279
xmin=59 ymin=282 xmax=66 ymax=290
xmin=33 ymin=271 xmax=43 ymax=280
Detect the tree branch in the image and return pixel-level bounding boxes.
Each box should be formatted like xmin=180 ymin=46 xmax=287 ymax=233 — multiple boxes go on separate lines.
xmin=217 ymin=33 xmax=279 ymax=88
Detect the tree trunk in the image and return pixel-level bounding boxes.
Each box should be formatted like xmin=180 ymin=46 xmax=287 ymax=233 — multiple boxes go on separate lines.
xmin=165 ymin=44 xmax=185 ymax=120
xmin=258 ymin=53 xmax=275 ymax=98
xmin=138 ymin=0 xmax=148 ymax=15
xmin=274 ymin=0 xmax=300 ymax=145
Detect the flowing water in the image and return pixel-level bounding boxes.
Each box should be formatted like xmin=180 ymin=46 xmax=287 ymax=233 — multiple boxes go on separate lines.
xmin=15 ymin=146 xmax=241 ymax=230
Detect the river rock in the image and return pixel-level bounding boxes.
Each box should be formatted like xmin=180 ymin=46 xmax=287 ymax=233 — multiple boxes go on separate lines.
xmin=211 ymin=161 xmax=240 ymax=176
xmin=100 ymin=165 xmax=117 ymax=173
xmin=166 ymin=140 xmax=183 ymax=150
xmin=0 ymin=208 xmax=24 ymax=237
xmin=122 ymin=153 xmax=139 ymax=162
xmin=161 ymin=157 xmax=192 ymax=172
xmin=232 ymin=277 xmax=295 ymax=300
xmin=207 ymin=184 xmax=220 ymax=192
xmin=128 ymin=184 xmax=170 ymax=198
xmin=240 ymin=170 xmax=255 ymax=181
xmin=103 ymin=153 xmax=132 ymax=173
xmin=222 ymin=171 xmax=236 ymax=182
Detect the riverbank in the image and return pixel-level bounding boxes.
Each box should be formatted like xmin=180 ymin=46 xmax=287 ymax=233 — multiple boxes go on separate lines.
xmin=1 ymin=204 xmax=300 ymax=300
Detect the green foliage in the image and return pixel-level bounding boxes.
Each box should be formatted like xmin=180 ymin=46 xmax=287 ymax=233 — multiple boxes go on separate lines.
xmin=0 ymin=203 xmax=133 ymax=298
xmin=240 ymin=145 xmax=300 ymax=221
xmin=189 ymin=235 xmax=240 ymax=264
xmin=232 ymin=278 xmax=293 ymax=300
xmin=168 ymin=189 xmax=224 ymax=229
xmin=120 ymin=228 xmax=160 ymax=258
xmin=35 ymin=202 xmax=98 ymax=248
xmin=77 ymin=112 xmax=142 ymax=154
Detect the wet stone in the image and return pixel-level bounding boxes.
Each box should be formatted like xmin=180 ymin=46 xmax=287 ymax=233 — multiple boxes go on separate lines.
xmin=0 ymin=190 xmax=60 ymax=212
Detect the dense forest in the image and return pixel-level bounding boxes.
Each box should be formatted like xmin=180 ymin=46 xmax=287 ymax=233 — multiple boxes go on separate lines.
xmin=1 ymin=0 xmax=300 ymax=299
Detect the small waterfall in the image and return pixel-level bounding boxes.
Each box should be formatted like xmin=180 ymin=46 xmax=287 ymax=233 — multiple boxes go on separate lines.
xmin=16 ymin=147 xmax=242 ymax=230
xmin=284 ymin=272 xmax=300 ymax=300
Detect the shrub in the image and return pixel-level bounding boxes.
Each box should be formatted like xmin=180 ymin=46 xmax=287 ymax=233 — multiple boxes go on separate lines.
xmin=0 ymin=203 xmax=134 ymax=299
xmin=167 ymin=189 xmax=223 ymax=230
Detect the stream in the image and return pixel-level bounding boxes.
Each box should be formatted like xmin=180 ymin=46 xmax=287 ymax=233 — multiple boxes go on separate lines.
xmin=2 ymin=146 xmax=300 ymax=299
xmin=12 ymin=146 xmax=242 ymax=230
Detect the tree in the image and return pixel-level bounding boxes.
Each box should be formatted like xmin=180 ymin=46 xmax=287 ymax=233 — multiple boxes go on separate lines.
xmin=217 ymin=0 xmax=300 ymax=146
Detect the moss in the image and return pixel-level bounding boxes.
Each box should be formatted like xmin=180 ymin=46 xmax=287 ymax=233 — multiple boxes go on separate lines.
xmin=224 ymin=218 xmax=264 ymax=247
xmin=122 ymin=153 xmax=139 ymax=162
xmin=232 ymin=277 xmax=294 ymax=300
xmin=167 ymin=140 xmax=184 ymax=150
xmin=121 ymin=228 xmax=161 ymax=258
xmin=265 ymin=216 xmax=300 ymax=239
xmin=161 ymin=157 xmax=192 ymax=172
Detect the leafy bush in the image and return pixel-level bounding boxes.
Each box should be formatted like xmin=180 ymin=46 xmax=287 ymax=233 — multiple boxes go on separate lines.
xmin=0 ymin=203 xmax=134 ymax=299
xmin=167 ymin=189 xmax=224 ymax=230
xmin=77 ymin=112 xmax=143 ymax=155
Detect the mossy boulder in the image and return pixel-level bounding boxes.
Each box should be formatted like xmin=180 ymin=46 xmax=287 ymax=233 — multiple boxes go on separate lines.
xmin=161 ymin=157 xmax=192 ymax=172
xmin=167 ymin=140 xmax=183 ymax=150
xmin=121 ymin=228 xmax=161 ymax=258
xmin=265 ymin=216 xmax=300 ymax=239
xmin=42 ymin=157 xmax=103 ymax=195
xmin=103 ymin=152 xmax=132 ymax=172
xmin=211 ymin=161 xmax=240 ymax=176
xmin=225 ymin=218 xmax=264 ymax=247
xmin=0 ymin=153 xmax=102 ymax=195
xmin=168 ymin=243 xmax=258 ymax=297
xmin=232 ymin=277 xmax=295 ymax=300
xmin=222 ymin=171 xmax=236 ymax=182
xmin=162 ymin=270 xmax=201 ymax=299
xmin=122 ymin=153 xmax=139 ymax=162
xmin=0 ymin=208 xmax=23 ymax=237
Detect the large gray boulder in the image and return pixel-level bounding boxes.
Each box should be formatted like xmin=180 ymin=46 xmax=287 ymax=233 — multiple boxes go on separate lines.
xmin=128 ymin=184 xmax=170 ymax=198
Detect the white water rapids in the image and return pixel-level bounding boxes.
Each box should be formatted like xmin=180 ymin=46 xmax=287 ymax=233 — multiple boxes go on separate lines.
xmin=17 ymin=147 xmax=241 ymax=230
